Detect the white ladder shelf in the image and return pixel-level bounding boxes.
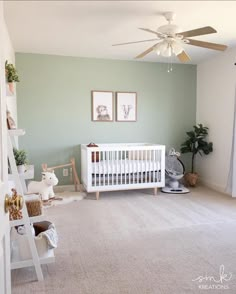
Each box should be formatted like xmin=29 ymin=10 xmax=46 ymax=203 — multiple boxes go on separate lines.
xmin=8 ymin=129 xmax=55 ymax=280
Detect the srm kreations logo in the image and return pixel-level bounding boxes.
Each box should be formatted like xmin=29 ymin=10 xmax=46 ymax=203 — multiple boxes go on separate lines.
xmin=192 ymin=265 xmax=233 ymax=290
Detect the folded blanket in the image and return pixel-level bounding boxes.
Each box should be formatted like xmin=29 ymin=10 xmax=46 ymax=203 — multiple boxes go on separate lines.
xmin=37 ymin=223 xmax=58 ymax=249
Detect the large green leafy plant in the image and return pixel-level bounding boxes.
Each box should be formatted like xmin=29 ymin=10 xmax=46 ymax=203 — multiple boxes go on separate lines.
xmin=180 ymin=124 xmax=213 ymax=173
xmin=5 ymin=60 xmax=20 ymax=83
xmin=13 ymin=148 xmax=27 ymax=166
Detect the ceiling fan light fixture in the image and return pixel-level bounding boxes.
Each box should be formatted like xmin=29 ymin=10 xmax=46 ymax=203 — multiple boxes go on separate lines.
xmin=161 ymin=44 xmax=172 ymax=57
xmin=154 ymin=41 xmax=168 ymax=55
xmin=171 ymin=41 xmax=184 ymax=55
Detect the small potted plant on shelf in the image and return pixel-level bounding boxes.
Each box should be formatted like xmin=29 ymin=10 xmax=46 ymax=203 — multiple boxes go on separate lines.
xmin=5 ymin=60 xmax=20 ymax=94
xmin=180 ymin=124 xmax=213 ymax=187
xmin=13 ymin=148 xmax=27 ymax=174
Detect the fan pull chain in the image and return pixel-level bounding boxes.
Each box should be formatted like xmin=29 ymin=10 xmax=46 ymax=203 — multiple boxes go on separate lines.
xmin=167 ymin=52 xmax=173 ymax=73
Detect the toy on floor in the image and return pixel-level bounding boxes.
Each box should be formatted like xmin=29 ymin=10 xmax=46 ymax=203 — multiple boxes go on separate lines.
xmin=41 ymin=158 xmax=81 ymax=192
xmin=28 ymin=171 xmax=59 ymax=201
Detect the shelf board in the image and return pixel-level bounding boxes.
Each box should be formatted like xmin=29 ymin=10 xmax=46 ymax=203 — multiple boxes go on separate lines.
xmin=8 ymin=129 xmax=25 ymax=136
xmin=10 ymin=213 xmax=45 ymax=227
xmin=8 ymin=165 xmax=34 ymax=181
xmin=11 ymin=252 xmax=55 ymax=270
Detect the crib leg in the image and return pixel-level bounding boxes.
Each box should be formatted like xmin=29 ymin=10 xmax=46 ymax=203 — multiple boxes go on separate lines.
xmin=154 ymin=187 xmax=158 ymax=196
xmin=96 ymin=192 xmax=100 ymax=200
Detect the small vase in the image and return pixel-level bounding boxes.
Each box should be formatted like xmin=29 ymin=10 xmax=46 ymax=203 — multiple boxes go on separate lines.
xmin=17 ymin=165 xmax=25 ymax=174
xmin=8 ymin=82 xmax=14 ymax=94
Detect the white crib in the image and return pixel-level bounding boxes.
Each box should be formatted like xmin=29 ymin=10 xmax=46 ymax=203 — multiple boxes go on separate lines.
xmin=81 ymin=143 xmax=165 ymax=199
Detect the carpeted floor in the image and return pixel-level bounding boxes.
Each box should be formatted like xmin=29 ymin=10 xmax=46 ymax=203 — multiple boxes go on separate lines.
xmin=12 ymin=187 xmax=236 ymax=294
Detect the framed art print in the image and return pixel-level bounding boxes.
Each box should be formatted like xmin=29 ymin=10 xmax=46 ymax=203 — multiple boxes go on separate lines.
xmin=92 ymin=91 xmax=113 ymax=122
xmin=116 ymin=92 xmax=137 ymax=122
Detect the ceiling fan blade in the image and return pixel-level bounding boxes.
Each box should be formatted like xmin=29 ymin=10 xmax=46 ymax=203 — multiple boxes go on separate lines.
xmin=139 ymin=28 xmax=164 ymax=38
xmin=177 ymin=50 xmax=191 ymax=62
xmin=112 ymin=38 xmax=158 ymax=46
xmin=187 ymin=39 xmax=227 ymax=51
xmin=135 ymin=43 xmax=159 ymax=59
xmin=139 ymin=27 xmax=158 ymax=35
xmin=179 ymin=26 xmax=217 ymax=38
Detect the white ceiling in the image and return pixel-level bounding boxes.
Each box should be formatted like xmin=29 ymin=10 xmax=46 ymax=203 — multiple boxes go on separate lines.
xmin=4 ymin=1 xmax=236 ymax=64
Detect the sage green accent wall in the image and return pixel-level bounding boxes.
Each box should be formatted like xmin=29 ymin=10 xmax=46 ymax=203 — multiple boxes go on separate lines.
xmin=16 ymin=53 xmax=196 ymax=184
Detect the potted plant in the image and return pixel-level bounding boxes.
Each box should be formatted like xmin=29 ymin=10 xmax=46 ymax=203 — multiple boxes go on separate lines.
xmin=180 ymin=124 xmax=213 ymax=186
xmin=5 ymin=60 xmax=20 ymax=94
xmin=13 ymin=148 xmax=27 ymax=174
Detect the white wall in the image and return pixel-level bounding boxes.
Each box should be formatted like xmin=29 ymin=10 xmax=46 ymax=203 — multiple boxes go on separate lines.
xmin=197 ymin=47 xmax=236 ymax=193
xmin=3 ymin=5 xmax=16 ymax=125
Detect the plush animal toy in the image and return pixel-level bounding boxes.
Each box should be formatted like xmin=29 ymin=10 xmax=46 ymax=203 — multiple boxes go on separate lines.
xmin=28 ymin=171 xmax=59 ymax=201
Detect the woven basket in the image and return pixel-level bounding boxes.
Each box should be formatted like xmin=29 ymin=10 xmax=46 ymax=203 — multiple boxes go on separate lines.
xmin=184 ymin=172 xmax=198 ymax=187
xmin=26 ymin=196 xmax=42 ymax=217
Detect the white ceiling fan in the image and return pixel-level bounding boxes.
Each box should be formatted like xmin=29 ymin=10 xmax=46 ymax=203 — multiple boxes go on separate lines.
xmin=112 ymin=12 xmax=228 ymax=62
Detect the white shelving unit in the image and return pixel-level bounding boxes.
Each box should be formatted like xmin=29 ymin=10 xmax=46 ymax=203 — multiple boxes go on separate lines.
xmin=8 ymin=129 xmax=55 ymax=281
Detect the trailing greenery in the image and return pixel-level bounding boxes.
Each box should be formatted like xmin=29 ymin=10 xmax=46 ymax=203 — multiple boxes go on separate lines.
xmin=5 ymin=60 xmax=20 ymax=83
xmin=13 ymin=148 xmax=27 ymax=166
xmin=180 ymin=124 xmax=213 ymax=173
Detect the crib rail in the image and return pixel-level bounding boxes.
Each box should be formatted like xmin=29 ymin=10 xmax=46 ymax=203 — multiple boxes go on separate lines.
xmin=81 ymin=144 xmax=165 ymax=193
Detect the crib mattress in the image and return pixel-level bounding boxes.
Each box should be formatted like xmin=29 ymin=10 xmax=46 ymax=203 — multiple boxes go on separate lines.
xmin=92 ymin=160 xmax=160 ymax=175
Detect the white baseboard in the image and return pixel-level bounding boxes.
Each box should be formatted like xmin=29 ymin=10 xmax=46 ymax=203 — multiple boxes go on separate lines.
xmin=54 ymin=184 xmax=84 ymax=193
xmin=199 ymin=178 xmax=230 ymax=196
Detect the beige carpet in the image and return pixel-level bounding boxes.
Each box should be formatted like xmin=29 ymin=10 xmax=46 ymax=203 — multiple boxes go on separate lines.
xmin=12 ymin=187 xmax=236 ymax=294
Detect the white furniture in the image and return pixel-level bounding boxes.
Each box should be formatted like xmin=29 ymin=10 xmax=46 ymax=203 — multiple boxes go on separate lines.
xmin=81 ymin=143 xmax=165 ymax=199
xmin=8 ymin=129 xmax=55 ymax=281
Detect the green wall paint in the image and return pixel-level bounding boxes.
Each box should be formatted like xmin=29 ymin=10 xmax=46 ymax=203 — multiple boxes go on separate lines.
xmin=16 ymin=53 xmax=196 ymax=184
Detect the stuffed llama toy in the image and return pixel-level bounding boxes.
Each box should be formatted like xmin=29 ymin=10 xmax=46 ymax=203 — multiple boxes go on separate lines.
xmin=28 ymin=171 xmax=59 ymax=201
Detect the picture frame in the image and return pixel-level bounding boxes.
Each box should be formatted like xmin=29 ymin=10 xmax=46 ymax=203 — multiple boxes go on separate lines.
xmin=92 ymin=91 xmax=114 ymax=122
xmin=116 ymin=92 xmax=137 ymax=122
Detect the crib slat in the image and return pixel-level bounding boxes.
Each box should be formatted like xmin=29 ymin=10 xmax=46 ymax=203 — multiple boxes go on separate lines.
xmin=102 ymin=151 xmax=105 ymax=186
xmin=153 ymin=150 xmax=155 ymax=183
xmin=145 ymin=150 xmax=148 ymax=183
xmin=129 ymin=153 xmax=131 ymax=185
xmin=107 ymin=151 xmax=110 ymax=185
xmin=124 ymin=151 xmax=127 ymax=185
xmin=98 ymin=151 xmax=101 ymax=187
xmin=111 ymin=151 xmax=114 ymax=186
xmin=158 ymin=150 xmax=161 ymax=182
xmin=136 ymin=150 xmax=140 ymax=183
xmin=93 ymin=152 xmax=96 ymax=187
xmin=116 ymin=150 xmax=118 ymax=185
xmin=148 ymin=150 xmax=151 ymax=183
xmin=120 ymin=151 xmax=123 ymax=185
xmin=132 ymin=150 xmax=135 ymax=184
xmin=141 ymin=150 xmax=143 ymax=184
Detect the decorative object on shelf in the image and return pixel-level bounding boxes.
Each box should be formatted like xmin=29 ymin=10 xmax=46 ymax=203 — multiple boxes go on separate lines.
xmin=180 ymin=124 xmax=213 ymax=187
xmin=13 ymin=148 xmax=27 ymax=174
xmin=116 ymin=92 xmax=137 ymax=122
xmin=5 ymin=60 xmax=20 ymax=94
xmin=9 ymin=188 xmax=23 ymax=221
xmin=27 ymin=171 xmax=59 ymax=201
xmin=92 ymin=90 xmax=113 ymax=121
xmin=6 ymin=110 xmax=16 ymax=129
xmin=25 ymin=194 xmax=42 ymax=217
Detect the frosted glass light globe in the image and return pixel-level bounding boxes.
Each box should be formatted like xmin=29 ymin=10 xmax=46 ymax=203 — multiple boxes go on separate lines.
xmin=162 ymin=46 xmax=172 ymax=57
xmin=154 ymin=41 xmax=168 ymax=56
xmin=172 ymin=41 xmax=183 ymax=55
